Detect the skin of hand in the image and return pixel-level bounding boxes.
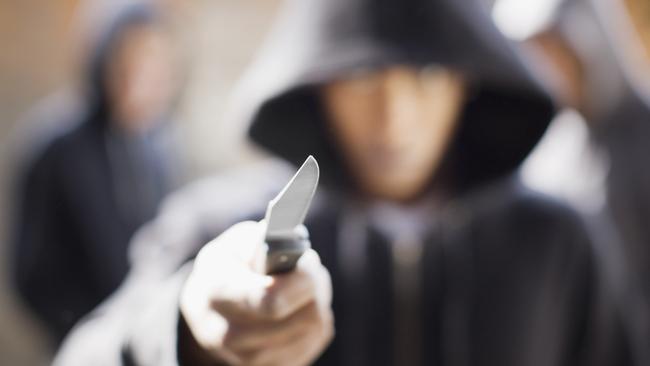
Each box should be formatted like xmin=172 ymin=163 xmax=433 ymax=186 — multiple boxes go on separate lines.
xmin=179 ymin=221 xmax=334 ymax=366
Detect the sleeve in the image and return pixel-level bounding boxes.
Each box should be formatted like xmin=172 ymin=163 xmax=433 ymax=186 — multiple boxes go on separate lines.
xmin=53 ymin=264 xmax=193 ymax=366
xmin=11 ymin=149 xmax=70 ymax=338
xmin=567 ymin=213 xmax=637 ymax=366
xmin=52 ymin=160 xmax=289 ymax=366
xmin=51 ymin=183 xmax=207 ymax=366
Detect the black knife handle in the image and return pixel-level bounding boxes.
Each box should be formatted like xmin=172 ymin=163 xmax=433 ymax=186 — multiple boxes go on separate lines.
xmin=265 ymin=237 xmax=311 ymax=274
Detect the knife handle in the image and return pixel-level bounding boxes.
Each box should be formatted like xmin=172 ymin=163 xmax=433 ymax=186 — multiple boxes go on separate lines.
xmin=265 ymin=237 xmax=311 ymax=275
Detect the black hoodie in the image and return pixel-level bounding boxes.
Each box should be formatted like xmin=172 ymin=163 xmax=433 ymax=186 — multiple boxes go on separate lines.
xmin=11 ymin=3 xmax=175 ymax=343
xmin=548 ymin=0 xmax=650 ymax=363
xmin=242 ymin=0 xmax=553 ymax=194
xmin=54 ymin=0 xmax=632 ymax=365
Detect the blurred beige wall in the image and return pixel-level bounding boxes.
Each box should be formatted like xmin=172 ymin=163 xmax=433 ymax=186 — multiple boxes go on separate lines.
xmin=0 ymin=1 xmax=78 ymax=364
xmin=0 ymin=0 xmax=280 ymax=363
xmin=172 ymin=0 xmax=282 ymax=175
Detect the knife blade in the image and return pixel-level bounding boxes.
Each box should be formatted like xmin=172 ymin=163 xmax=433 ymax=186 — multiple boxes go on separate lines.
xmin=264 ymin=155 xmax=319 ymax=274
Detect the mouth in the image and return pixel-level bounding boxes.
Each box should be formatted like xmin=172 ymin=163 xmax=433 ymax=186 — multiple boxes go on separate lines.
xmin=365 ymin=149 xmax=416 ymax=171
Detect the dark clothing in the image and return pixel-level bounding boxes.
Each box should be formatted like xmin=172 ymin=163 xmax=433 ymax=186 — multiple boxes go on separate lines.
xmin=552 ymin=0 xmax=650 ymax=361
xmin=311 ymin=180 xmax=630 ymax=366
xmin=601 ymin=92 xmax=650 ymax=292
xmin=55 ymin=0 xmax=632 ymax=364
xmin=11 ymin=5 xmax=174 ymax=342
xmin=13 ymin=120 xmax=171 ymax=341
xmin=592 ymin=89 xmax=650 ymax=361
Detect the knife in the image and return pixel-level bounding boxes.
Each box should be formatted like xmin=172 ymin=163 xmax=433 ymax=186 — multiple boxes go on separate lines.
xmin=264 ymin=155 xmax=320 ymax=274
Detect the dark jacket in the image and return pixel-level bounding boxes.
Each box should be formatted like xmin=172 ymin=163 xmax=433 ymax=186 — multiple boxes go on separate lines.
xmin=11 ymin=4 xmax=175 ymax=342
xmin=597 ymin=90 xmax=650 ymax=364
xmin=552 ymin=0 xmax=650 ymax=362
xmin=55 ymin=0 xmax=632 ymax=364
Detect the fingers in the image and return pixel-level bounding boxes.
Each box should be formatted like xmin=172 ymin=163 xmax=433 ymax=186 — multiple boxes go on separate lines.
xmin=228 ymin=303 xmax=334 ymax=366
xmin=296 ymin=249 xmax=333 ymax=307
xmin=211 ymin=249 xmax=327 ymax=322
xmin=223 ymin=301 xmax=319 ymax=352
xmin=237 ymin=329 xmax=329 ymax=366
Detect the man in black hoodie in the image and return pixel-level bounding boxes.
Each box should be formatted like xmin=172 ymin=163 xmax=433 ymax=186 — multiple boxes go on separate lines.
xmin=526 ymin=0 xmax=650 ymax=363
xmin=11 ymin=4 xmax=179 ymax=343
xmin=54 ymin=0 xmax=632 ymax=365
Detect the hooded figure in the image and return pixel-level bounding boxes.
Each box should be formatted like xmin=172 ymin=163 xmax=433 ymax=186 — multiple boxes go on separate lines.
xmin=11 ymin=4 xmax=179 ymax=343
xmin=526 ymin=0 xmax=650 ymax=362
xmin=54 ymin=0 xmax=632 ymax=365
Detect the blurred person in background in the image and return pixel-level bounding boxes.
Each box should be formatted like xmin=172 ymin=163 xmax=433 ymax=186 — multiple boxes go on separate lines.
xmin=526 ymin=0 xmax=650 ymax=362
xmin=54 ymin=0 xmax=633 ymax=365
xmin=10 ymin=2 xmax=181 ymax=344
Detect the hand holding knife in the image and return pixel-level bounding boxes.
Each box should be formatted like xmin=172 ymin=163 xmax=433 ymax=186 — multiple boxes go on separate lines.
xmin=180 ymin=155 xmax=332 ymax=366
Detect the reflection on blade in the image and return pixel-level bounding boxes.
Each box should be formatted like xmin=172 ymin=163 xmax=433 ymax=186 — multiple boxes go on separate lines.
xmin=265 ymin=156 xmax=319 ymax=240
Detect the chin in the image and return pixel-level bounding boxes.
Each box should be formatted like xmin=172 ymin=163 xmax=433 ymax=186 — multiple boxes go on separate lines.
xmin=366 ymin=177 xmax=429 ymax=203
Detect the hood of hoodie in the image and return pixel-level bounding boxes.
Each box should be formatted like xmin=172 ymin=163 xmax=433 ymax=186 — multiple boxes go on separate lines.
xmin=554 ymin=0 xmax=650 ymax=123
xmin=84 ymin=3 xmax=162 ymax=128
xmin=235 ymin=0 xmax=555 ymax=196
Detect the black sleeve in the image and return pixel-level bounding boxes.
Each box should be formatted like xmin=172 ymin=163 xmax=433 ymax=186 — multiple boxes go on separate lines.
xmin=11 ymin=148 xmax=72 ymax=340
xmin=566 ymin=215 xmax=637 ymax=366
xmin=51 ymin=180 xmax=212 ymax=366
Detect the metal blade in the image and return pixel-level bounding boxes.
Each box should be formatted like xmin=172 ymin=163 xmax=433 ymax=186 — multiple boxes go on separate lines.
xmin=264 ymin=156 xmax=319 ymax=240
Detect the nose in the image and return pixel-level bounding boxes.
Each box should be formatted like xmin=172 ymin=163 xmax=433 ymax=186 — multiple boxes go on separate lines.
xmin=377 ymin=68 xmax=419 ymax=147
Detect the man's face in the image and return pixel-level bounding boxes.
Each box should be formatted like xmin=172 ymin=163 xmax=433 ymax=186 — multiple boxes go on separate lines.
xmin=107 ymin=25 xmax=177 ymax=134
xmin=321 ymin=66 xmax=466 ymax=202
